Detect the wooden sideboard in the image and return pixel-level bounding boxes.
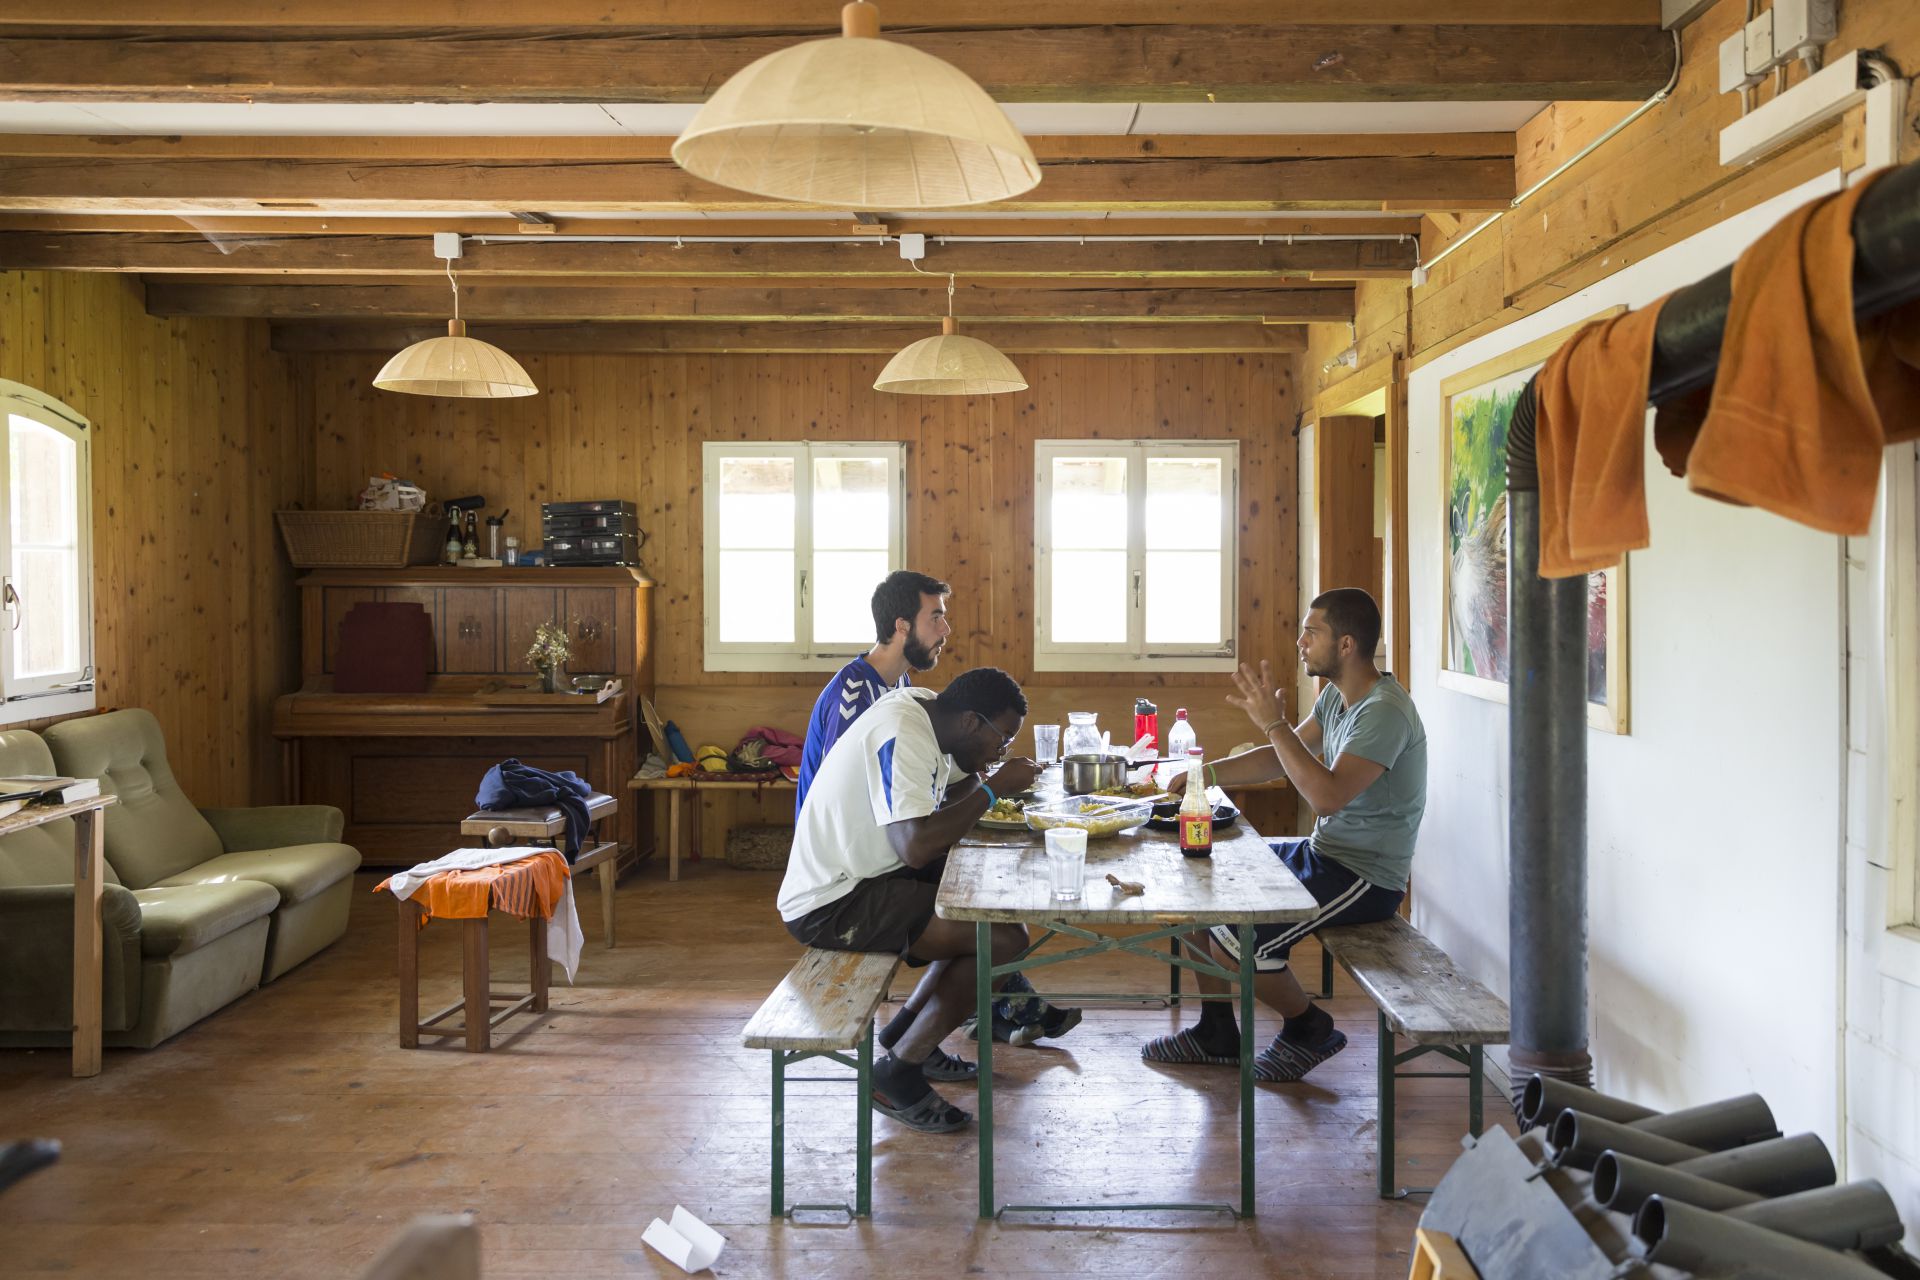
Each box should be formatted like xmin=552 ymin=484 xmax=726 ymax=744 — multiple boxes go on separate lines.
xmin=273 ymin=567 xmax=654 ymax=867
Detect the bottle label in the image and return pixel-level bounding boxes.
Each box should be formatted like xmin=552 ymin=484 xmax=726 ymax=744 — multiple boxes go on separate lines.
xmin=1180 ymin=816 xmax=1212 ymax=852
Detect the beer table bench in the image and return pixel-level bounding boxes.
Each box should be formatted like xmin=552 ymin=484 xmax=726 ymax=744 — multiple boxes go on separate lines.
xmin=935 ymin=819 xmax=1316 ymax=1220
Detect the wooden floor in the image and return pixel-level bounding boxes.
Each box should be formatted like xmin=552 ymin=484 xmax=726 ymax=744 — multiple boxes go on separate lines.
xmin=0 ymin=864 xmax=1512 ymax=1278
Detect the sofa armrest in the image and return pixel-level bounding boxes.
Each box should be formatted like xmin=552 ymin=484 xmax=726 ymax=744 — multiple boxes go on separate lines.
xmin=0 ymin=884 xmax=142 ymax=1031
xmin=199 ymin=805 xmax=345 ymax=852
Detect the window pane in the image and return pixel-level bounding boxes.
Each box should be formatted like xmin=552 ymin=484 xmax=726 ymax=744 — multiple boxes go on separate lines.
xmin=1051 ymin=550 xmax=1128 ymax=644
xmin=1145 ymin=456 xmax=1223 ymax=551
xmin=1050 ymin=457 xmax=1129 ymax=551
xmin=717 ymin=551 xmax=794 ymax=643
xmin=1145 ymin=551 xmax=1223 ymax=645
xmin=717 ymin=457 xmax=795 ymax=550
xmin=9 ymin=416 xmax=83 ymax=681
xmin=814 ymin=549 xmax=890 ymax=645
xmin=813 ymin=457 xmax=892 ymax=550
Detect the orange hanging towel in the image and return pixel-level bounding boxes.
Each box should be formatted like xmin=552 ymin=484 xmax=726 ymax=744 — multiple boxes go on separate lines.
xmin=1533 ymin=298 xmax=1674 ymax=578
xmin=374 ymin=850 xmax=570 ymax=926
xmin=1665 ymin=170 xmax=1920 ymax=534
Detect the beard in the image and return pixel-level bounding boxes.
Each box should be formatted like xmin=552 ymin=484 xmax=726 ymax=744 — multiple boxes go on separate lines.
xmin=903 ymin=633 xmax=943 ymax=672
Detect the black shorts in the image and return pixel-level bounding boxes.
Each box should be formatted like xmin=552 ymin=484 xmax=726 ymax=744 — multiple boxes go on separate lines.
xmin=1209 ymin=839 xmax=1404 ymax=973
xmin=785 ymin=858 xmax=945 ymax=967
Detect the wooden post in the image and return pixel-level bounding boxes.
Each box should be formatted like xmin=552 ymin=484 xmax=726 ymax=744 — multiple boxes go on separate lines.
xmin=529 ymin=916 xmax=549 ymax=1014
xmin=70 ymin=807 xmax=104 ymax=1078
xmin=596 ymin=860 xmax=616 ymax=948
xmin=668 ymin=789 xmax=682 ymax=881
xmin=398 ymin=899 xmax=420 ymax=1049
xmin=462 ymin=917 xmax=490 ymax=1052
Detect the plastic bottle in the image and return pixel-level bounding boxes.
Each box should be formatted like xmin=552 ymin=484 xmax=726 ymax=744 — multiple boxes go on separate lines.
xmin=503 ymin=536 xmax=520 ymax=567
xmin=1133 ymin=697 xmax=1159 ymax=755
xmin=1178 ymin=746 xmax=1213 ymax=857
xmin=1166 ymin=707 xmax=1197 ymax=760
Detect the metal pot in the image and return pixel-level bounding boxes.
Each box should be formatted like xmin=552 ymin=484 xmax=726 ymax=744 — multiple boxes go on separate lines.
xmin=1061 ymin=752 xmax=1129 ymax=795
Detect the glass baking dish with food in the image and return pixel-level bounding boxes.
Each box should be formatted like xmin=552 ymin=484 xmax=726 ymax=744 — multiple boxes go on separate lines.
xmin=1022 ymin=793 xmax=1153 ymax=838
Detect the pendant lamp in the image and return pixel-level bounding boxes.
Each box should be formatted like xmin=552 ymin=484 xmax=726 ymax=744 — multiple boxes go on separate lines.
xmin=373 ymin=247 xmax=537 ymax=399
xmin=874 ymin=274 xmax=1027 ymax=396
xmin=671 ymin=1 xmax=1041 ymax=210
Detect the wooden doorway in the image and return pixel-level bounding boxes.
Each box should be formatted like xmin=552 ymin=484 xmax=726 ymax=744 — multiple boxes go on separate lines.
xmin=1314 ymin=356 xmax=1410 ymax=686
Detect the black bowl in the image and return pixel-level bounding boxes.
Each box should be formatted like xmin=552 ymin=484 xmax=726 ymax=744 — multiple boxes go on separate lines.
xmin=1146 ymin=802 xmax=1239 ymax=832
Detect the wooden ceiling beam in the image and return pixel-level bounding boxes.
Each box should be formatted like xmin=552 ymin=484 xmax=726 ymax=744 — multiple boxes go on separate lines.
xmin=0 ymin=25 xmax=1675 ymax=103
xmin=14 ymin=3 xmax=1663 ymax=28
xmin=0 ymin=213 xmax=1429 ymax=238
xmin=0 ymin=152 xmax=1515 ymax=214
xmin=145 ymin=281 xmax=1355 ymax=322
xmin=269 ymin=320 xmax=1311 ymax=356
xmin=0 ymin=231 xmax=1416 ymax=278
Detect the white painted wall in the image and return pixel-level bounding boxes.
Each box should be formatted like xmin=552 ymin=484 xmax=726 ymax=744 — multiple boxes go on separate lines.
xmin=1405 ymin=175 xmax=1865 ymax=1160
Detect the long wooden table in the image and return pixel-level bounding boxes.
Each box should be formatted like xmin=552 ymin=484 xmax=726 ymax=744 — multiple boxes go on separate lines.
xmin=936 ymin=811 xmax=1316 ymax=1220
xmin=2 ymin=794 xmax=120 ymax=1077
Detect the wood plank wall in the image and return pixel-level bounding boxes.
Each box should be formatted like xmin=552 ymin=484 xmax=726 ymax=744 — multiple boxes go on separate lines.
xmin=299 ymin=349 xmax=1305 ymax=849
xmin=0 ymin=270 xmax=308 ymax=806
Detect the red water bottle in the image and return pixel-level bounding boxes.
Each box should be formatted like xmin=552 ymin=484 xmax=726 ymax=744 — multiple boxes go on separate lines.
xmin=1134 ymin=697 xmax=1158 ymax=755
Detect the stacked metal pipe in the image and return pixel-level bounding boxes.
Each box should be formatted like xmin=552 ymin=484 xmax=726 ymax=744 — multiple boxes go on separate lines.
xmin=1520 ymin=1075 xmax=1913 ymax=1278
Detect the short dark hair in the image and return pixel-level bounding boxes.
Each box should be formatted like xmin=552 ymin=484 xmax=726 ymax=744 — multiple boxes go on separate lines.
xmin=934 ymin=667 xmax=1028 ymax=722
xmin=872 ymin=570 xmax=950 ymax=645
xmin=1310 ymin=587 xmax=1382 ymax=660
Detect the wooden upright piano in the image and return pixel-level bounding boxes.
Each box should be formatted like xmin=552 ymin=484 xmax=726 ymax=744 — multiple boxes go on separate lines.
xmin=272 ymin=566 xmax=654 ymax=867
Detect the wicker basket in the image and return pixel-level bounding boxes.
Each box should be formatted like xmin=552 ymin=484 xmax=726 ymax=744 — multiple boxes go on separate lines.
xmin=275 ymin=510 xmax=444 ymax=568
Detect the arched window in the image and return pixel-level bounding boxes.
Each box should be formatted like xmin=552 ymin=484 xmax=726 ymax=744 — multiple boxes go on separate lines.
xmin=0 ymin=380 xmax=93 ymax=722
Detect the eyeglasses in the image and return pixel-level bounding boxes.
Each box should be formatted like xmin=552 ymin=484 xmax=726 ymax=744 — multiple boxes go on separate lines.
xmin=972 ymin=711 xmax=1014 ymax=755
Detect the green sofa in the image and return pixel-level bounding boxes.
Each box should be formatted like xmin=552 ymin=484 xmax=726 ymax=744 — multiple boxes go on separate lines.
xmin=0 ymin=711 xmax=361 ymax=1050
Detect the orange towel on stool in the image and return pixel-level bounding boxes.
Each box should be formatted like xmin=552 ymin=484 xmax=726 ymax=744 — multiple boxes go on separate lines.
xmin=1534 ymin=298 xmax=1674 ymax=578
xmin=375 ymin=850 xmax=570 ymax=925
xmin=1660 ymin=170 xmax=1920 ymax=535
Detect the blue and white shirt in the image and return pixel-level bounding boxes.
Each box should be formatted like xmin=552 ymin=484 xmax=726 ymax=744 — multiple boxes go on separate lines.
xmin=795 ymin=656 xmax=908 ymax=815
xmin=777 ymin=688 xmax=950 ymax=922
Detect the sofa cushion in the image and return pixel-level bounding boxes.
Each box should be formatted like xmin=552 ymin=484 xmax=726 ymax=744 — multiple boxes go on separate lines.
xmin=153 ymin=842 xmax=361 ymax=907
xmin=45 ymin=709 xmax=223 ymax=890
xmin=132 ymin=882 xmax=280 ymax=959
xmin=0 ymin=728 xmax=123 ymax=890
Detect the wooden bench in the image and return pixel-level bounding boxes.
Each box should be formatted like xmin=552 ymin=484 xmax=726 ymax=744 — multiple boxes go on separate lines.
xmin=1319 ymin=915 xmax=1510 ymax=1200
xmin=741 ymin=948 xmax=901 ymax=1220
xmin=461 ymin=792 xmax=620 ymax=947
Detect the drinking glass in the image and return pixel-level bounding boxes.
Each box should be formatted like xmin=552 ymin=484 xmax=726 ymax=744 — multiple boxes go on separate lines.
xmin=1033 ymin=723 xmax=1061 ymax=765
xmin=1044 ymin=827 xmax=1087 ymax=900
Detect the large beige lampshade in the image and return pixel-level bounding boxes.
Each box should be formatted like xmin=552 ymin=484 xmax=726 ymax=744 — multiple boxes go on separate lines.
xmin=874 ymin=316 xmax=1027 ymax=396
xmin=671 ymin=1 xmax=1040 ymax=210
xmin=373 ymin=319 xmax=538 ymax=399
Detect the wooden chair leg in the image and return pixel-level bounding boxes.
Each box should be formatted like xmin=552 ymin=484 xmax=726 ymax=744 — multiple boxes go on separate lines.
xmin=398 ymin=900 xmax=420 ymax=1049
xmin=668 ymin=791 xmax=682 ymax=882
xmin=597 ymin=859 xmax=617 ymax=948
xmin=463 ymin=917 xmax=490 ymax=1052
xmin=529 ymin=915 xmax=550 ymax=1014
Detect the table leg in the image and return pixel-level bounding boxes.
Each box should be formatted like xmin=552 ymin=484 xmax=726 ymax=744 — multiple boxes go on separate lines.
xmin=976 ymin=920 xmax=994 ymax=1219
xmin=1239 ymin=922 xmax=1256 ymax=1219
xmin=1169 ymin=935 xmax=1181 ymax=1006
xmin=770 ymin=1051 xmax=785 ymax=1219
xmin=529 ymin=915 xmax=550 ymax=1013
xmin=856 ymin=1022 xmax=874 ymax=1218
xmin=70 ymin=808 xmax=103 ymax=1079
xmin=463 ymin=917 xmax=490 ymax=1052
xmin=1377 ymin=1009 xmax=1395 ymax=1199
xmin=668 ymin=790 xmax=682 ymax=882
xmin=398 ymin=900 xmax=420 ymax=1049
xmin=597 ymin=860 xmax=617 ymax=948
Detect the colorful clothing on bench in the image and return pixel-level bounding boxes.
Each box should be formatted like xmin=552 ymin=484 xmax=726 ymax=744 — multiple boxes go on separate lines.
xmin=376 ymin=846 xmax=583 ymax=981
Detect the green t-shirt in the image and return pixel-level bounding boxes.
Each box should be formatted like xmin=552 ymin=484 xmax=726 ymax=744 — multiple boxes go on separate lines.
xmin=1310 ymin=675 xmax=1427 ymax=891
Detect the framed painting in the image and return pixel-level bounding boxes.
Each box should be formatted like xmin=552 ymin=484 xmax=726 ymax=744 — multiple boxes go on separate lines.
xmin=1437 ymin=310 xmax=1630 ymax=735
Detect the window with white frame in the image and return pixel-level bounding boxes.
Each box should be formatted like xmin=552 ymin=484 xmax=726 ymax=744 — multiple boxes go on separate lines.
xmin=1034 ymin=440 xmax=1238 ymax=671
xmin=702 ymin=442 xmax=906 ymax=671
xmin=0 ymin=380 xmax=94 ymax=724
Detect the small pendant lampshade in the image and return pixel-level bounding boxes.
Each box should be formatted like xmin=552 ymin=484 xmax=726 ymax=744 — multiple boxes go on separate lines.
xmin=671 ymin=1 xmax=1041 ymax=210
xmin=373 ymin=318 xmax=538 ymax=399
xmin=874 ymin=315 xmax=1028 ymax=396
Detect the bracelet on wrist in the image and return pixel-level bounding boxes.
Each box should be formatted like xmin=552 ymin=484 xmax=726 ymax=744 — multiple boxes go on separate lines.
xmin=1261 ymin=716 xmax=1287 ymax=736
xmin=1206 ymin=762 xmax=1219 ymax=786
xmin=980 ymin=782 xmax=997 ymax=806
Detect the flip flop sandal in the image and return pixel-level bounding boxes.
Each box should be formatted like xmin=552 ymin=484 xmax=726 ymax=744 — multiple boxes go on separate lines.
xmin=1140 ymin=1026 xmax=1239 ymax=1067
xmin=1255 ymin=1028 xmax=1348 ymax=1083
xmin=920 ymin=1046 xmax=979 ymax=1082
xmin=1037 ymin=1006 xmax=1083 ymax=1041
xmin=872 ymin=1084 xmax=971 ymax=1134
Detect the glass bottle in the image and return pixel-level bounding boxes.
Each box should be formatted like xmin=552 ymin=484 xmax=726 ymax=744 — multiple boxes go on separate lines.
xmin=1062 ymin=711 xmax=1102 ymax=758
xmin=1178 ymin=747 xmax=1213 ymax=857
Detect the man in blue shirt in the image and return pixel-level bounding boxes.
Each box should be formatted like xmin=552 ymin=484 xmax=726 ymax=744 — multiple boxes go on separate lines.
xmin=794 ymin=569 xmax=1080 ymax=1049
xmin=795 ymin=570 xmax=952 ymax=813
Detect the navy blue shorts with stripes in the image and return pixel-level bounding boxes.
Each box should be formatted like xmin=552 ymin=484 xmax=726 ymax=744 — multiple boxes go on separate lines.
xmin=1208 ymin=839 xmax=1404 ymax=973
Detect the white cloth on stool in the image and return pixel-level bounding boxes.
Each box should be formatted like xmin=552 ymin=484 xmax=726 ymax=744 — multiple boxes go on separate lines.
xmin=384 ymin=845 xmax=585 ymax=983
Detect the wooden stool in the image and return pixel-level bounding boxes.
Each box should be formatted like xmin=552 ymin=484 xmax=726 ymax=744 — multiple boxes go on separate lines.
xmin=461 ymin=793 xmax=620 ymax=947
xmin=397 ymin=899 xmax=549 ymax=1053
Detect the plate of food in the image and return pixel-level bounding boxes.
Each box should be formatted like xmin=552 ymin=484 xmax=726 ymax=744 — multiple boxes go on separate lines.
xmin=977 ymin=794 xmax=1033 ymax=830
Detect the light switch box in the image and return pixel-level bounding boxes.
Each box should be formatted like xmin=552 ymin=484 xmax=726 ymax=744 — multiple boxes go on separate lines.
xmin=1773 ymin=0 xmax=1837 ymax=59
xmin=1721 ymin=30 xmax=1763 ymax=93
xmin=1745 ymin=9 xmax=1775 ymax=77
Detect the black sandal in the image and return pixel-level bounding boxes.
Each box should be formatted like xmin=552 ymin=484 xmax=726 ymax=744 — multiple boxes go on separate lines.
xmin=920 ymin=1046 xmax=979 ymax=1083
xmin=873 ymin=1085 xmax=971 ymax=1133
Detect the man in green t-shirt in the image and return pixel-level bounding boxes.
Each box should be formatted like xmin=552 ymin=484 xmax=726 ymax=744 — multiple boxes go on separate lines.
xmin=1143 ymin=588 xmax=1427 ymax=1082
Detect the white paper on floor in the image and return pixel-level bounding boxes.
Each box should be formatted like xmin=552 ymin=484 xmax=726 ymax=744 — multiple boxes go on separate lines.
xmin=641 ymin=1205 xmax=725 ymax=1273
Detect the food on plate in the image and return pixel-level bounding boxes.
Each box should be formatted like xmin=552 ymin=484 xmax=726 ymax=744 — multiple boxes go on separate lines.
xmin=1024 ymin=795 xmax=1152 ymax=838
xmin=986 ymin=797 xmax=1026 ymax=821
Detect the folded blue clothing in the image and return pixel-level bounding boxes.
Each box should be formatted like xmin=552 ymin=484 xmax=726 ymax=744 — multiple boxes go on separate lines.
xmin=476 ymin=758 xmax=593 ymax=857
